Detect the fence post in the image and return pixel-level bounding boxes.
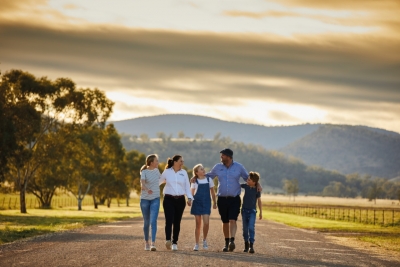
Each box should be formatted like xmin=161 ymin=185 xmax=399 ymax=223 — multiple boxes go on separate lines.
xmin=374 ymin=210 xmax=376 ymax=225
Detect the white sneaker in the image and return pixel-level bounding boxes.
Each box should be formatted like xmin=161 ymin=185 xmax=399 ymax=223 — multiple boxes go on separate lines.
xmin=165 ymin=240 xmax=172 ymax=250
xmin=203 ymin=240 xmax=208 ymax=250
xmin=172 ymin=244 xmax=178 ymax=251
xmin=145 ymin=243 xmax=150 ymax=251
xmin=193 ymin=244 xmax=199 ymax=251
xmin=150 ymin=245 xmax=156 ymax=251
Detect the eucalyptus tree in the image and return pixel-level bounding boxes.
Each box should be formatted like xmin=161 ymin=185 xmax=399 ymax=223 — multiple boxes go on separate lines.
xmin=0 ymin=69 xmax=113 ymax=213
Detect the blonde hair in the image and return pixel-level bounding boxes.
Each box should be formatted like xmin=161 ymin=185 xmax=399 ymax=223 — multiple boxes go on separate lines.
xmin=192 ymin=163 xmax=204 ymax=178
xmin=249 ymin=171 xmax=260 ymax=185
xmin=140 ymin=154 xmax=158 ymax=174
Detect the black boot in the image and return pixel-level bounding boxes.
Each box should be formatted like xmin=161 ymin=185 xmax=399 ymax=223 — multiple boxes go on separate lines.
xmin=222 ymin=238 xmax=229 ymax=252
xmin=228 ymin=237 xmax=235 ymax=252
xmin=243 ymin=241 xmax=249 ymax=252
xmin=249 ymin=242 xmax=255 ymax=254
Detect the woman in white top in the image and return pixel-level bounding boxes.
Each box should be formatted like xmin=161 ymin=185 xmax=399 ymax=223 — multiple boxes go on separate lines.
xmin=140 ymin=154 xmax=161 ymax=251
xmin=159 ymin=154 xmax=193 ymax=251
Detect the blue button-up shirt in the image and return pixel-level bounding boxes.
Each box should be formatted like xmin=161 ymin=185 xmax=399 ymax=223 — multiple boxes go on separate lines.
xmin=206 ymin=161 xmax=249 ymax=197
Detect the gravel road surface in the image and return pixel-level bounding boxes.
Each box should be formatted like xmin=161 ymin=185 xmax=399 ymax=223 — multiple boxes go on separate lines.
xmin=1 ymin=209 xmax=398 ymax=266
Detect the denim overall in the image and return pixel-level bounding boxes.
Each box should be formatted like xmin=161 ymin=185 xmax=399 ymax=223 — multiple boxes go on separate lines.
xmin=190 ymin=177 xmax=211 ymax=215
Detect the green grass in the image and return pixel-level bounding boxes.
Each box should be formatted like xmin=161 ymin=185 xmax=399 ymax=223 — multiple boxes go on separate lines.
xmin=264 ymin=209 xmax=400 ymax=252
xmin=0 ymin=204 xmax=142 ymax=245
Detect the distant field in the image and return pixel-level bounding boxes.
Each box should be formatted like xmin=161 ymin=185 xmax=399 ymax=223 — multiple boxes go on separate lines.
xmin=261 ymin=194 xmax=400 ymax=208
xmin=0 ymin=193 xmax=140 ymax=210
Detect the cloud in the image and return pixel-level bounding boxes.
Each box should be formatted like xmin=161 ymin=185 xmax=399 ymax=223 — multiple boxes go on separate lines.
xmin=1 ymin=21 xmax=399 ymax=130
xmin=272 ymin=0 xmax=400 ymax=34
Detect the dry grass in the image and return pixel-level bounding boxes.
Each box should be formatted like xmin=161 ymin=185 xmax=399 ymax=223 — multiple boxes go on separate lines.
xmin=261 ymin=194 xmax=400 ymax=208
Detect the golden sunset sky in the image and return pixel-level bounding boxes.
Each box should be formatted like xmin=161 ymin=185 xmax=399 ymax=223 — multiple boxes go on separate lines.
xmin=1 ymin=0 xmax=400 ymax=132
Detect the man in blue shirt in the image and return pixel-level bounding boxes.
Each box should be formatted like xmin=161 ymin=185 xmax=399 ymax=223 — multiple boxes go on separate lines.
xmin=205 ymin=148 xmax=261 ymax=252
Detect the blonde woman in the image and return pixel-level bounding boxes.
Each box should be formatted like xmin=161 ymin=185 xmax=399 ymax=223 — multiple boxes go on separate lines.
xmin=140 ymin=154 xmax=161 ymax=251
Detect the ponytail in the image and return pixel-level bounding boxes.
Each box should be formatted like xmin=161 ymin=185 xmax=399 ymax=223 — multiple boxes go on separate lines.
xmin=140 ymin=164 xmax=148 ymax=174
xmin=165 ymin=155 xmax=182 ymax=170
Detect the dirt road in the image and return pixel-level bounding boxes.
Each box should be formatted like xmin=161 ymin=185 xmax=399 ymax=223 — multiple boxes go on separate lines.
xmin=0 ymin=209 xmax=398 ymax=266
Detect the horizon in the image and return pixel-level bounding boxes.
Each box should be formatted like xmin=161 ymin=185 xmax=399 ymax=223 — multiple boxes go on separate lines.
xmin=1 ymin=0 xmax=399 ymax=132
xmin=108 ymin=113 xmax=400 ymax=134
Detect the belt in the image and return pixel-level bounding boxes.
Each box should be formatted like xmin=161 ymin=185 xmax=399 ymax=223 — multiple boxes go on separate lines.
xmin=218 ymin=195 xmax=239 ymax=198
xmin=164 ymin=194 xmax=185 ymax=199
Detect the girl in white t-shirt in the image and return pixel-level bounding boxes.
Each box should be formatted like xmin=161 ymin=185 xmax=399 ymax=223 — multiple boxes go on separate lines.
xmin=190 ymin=164 xmax=217 ymax=251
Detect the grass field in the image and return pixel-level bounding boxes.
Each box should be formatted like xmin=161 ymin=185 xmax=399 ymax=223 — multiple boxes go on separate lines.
xmin=261 ymin=194 xmax=400 ymax=208
xmin=0 ymin=203 xmax=142 ymax=245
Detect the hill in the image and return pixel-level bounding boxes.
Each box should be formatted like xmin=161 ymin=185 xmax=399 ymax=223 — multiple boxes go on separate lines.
xmin=110 ymin=114 xmax=320 ymax=150
xmin=280 ymin=125 xmax=400 ymax=178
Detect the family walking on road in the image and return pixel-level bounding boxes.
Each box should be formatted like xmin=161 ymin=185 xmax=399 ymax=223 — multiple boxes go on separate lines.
xmin=138 ymin=148 xmax=262 ymax=254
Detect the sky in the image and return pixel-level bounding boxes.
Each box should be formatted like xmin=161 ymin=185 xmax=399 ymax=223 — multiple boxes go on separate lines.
xmin=1 ymin=0 xmax=400 ymax=133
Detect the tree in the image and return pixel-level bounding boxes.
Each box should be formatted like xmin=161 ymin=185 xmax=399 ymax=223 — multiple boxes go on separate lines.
xmin=126 ymin=150 xmax=146 ymax=197
xmin=27 ymin=128 xmax=69 ymax=208
xmin=178 ymin=131 xmax=185 ymax=139
xmin=283 ymin=178 xmax=299 ymax=201
xmin=1 ymin=69 xmax=114 ymax=213
xmin=367 ymin=179 xmax=384 ymax=204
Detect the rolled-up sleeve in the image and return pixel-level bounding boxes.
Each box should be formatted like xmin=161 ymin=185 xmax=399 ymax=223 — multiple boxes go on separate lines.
xmin=240 ymin=165 xmax=249 ymax=181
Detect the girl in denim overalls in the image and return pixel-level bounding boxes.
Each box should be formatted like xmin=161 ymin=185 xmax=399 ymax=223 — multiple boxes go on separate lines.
xmin=190 ymin=164 xmax=217 ymax=251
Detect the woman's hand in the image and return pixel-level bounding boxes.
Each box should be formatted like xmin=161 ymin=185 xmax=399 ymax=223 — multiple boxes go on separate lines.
xmin=187 ymin=199 xmax=192 ymax=206
xmin=212 ymin=203 xmax=217 ymax=209
xmin=147 ymin=189 xmax=153 ymax=194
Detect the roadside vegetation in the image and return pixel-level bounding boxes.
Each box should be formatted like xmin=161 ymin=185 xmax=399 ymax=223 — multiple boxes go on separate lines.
xmin=0 ymin=203 xmax=142 ymax=245
xmin=262 ymin=195 xmax=400 ymax=253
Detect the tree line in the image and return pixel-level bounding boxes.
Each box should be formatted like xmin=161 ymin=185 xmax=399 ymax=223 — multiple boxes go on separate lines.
xmin=121 ymin=132 xmax=400 ymax=202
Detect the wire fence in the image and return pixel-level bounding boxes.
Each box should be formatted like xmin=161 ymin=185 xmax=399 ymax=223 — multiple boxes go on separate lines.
xmin=265 ymin=204 xmax=400 ymax=227
xmin=0 ymin=196 xmax=95 ymax=209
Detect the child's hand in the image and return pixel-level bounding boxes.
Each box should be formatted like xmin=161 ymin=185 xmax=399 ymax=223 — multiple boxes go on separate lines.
xmin=259 ymin=213 xmax=262 ymax=220
xmin=213 ymin=203 xmax=217 ymax=209
xmin=190 ymin=177 xmax=197 ymax=183
xmin=148 ymin=189 xmax=153 ymax=194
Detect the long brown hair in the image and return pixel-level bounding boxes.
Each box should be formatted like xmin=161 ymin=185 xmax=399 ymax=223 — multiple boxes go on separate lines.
xmin=140 ymin=154 xmax=158 ymax=174
xmin=165 ymin=155 xmax=182 ymax=170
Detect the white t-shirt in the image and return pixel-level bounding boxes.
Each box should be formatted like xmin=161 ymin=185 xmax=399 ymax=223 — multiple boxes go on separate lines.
xmin=190 ymin=177 xmax=214 ymax=195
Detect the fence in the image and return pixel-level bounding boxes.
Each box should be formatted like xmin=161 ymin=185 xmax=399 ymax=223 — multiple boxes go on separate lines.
xmin=265 ymin=204 xmax=400 ymax=227
xmin=0 ymin=195 xmax=94 ymax=209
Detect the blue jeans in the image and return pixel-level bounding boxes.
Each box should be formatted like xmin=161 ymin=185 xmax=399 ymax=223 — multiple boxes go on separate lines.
xmin=140 ymin=198 xmax=160 ymax=242
xmin=242 ymin=208 xmax=256 ymax=243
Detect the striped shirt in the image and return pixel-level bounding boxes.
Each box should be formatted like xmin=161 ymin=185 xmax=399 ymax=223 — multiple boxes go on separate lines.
xmin=140 ymin=168 xmax=161 ymax=200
